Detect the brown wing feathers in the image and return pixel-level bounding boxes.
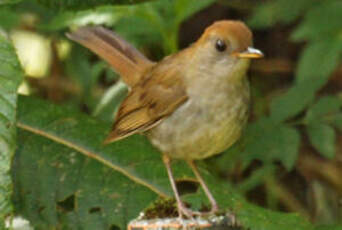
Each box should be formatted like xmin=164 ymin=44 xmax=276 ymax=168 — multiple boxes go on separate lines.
xmin=67 ymin=27 xmax=188 ymax=143
xmin=103 ymin=65 xmax=188 ymax=143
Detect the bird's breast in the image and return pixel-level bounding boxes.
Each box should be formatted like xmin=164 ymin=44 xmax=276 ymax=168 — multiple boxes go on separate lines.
xmin=146 ymin=75 xmax=250 ymax=160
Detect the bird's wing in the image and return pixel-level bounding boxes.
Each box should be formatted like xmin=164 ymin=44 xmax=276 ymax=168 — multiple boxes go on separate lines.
xmin=104 ymin=56 xmax=188 ymax=143
xmin=67 ymin=26 xmax=154 ymax=87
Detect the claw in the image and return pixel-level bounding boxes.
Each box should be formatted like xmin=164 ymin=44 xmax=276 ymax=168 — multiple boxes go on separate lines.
xmin=177 ymin=203 xmax=201 ymax=219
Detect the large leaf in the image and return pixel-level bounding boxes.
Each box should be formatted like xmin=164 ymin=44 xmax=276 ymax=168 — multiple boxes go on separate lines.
xmin=253 ymin=0 xmax=342 ymax=123
xmin=307 ymin=124 xmax=336 ymax=159
xmin=291 ymin=0 xmax=342 ymax=41
xmin=295 ymin=39 xmax=342 ymax=84
xmin=270 ymin=77 xmax=320 ymax=123
xmin=240 ymin=118 xmax=300 ymax=170
xmin=305 ymin=96 xmax=342 ymax=124
xmin=0 ymin=33 xmax=23 ymax=227
xmin=270 ymin=38 xmax=342 ymax=122
xmin=14 ymin=96 xmax=313 ymax=230
xmin=14 ymin=96 xmax=175 ymax=229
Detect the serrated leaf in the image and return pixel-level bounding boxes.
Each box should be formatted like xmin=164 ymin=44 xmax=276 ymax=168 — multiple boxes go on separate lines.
xmin=305 ymin=96 xmax=342 ymax=124
xmin=14 ymin=96 xmax=313 ymax=230
xmin=291 ymin=0 xmax=342 ymax=41
xmin=270 ymin=78 xmax=319 ymax=122
xmin=0 ymin=32 xmax=23 ymax=227
xmin=270 ymin=38 xmax=342 ymax=122
xmin=307 ymin=123 xmax=336 ymax=159
xmin=241 ymin=118 xmax=300 ymax=170
xmin=296 ymin=39 xmax=342 ymax=83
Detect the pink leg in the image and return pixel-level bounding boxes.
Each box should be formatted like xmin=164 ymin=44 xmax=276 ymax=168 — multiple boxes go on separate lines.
xmin=162 ymin=154 xmax=198 ymax=219
xmin=187 ymin=160 xmax=219 ymax=214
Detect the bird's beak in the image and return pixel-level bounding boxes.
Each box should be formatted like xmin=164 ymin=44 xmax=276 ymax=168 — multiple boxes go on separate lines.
xmin=233 ymin=47 xmax=264 ymax=59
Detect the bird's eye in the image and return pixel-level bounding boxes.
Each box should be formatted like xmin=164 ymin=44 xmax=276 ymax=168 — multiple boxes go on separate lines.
xmin=215 ymin=39 xmax=226 ymax=52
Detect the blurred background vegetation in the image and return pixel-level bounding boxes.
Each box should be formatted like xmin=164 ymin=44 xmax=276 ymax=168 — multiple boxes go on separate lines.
xmin=1 ymin=0 xmax=342 ymax=229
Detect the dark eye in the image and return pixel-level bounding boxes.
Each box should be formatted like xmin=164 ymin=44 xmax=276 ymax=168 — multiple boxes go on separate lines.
xmin=215 ymin=39 xmax=226 ymax=52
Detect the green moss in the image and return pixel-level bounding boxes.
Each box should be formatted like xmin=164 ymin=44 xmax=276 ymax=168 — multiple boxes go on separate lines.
xmin=144 ymin=198 xmax=179 ymax=219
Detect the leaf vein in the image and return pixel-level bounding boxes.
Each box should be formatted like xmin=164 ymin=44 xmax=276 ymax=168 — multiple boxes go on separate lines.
xmin=16 ymin=121 xmax=168 ymax=198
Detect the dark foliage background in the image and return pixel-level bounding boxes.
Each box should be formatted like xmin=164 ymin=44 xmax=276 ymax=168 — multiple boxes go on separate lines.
xmin=0 ymin=0 xmax=341 ymax=229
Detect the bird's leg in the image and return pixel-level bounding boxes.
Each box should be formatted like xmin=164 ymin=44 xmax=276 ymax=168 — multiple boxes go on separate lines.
xmin=187 ymin=160 xmax=219 ymax=214
xmin=162 ymin=154 xmax=197 ymax=219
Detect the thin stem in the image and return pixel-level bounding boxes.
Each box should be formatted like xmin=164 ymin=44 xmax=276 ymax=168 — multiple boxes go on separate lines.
xmin=265 ymin=176 xmax=311 ymax=219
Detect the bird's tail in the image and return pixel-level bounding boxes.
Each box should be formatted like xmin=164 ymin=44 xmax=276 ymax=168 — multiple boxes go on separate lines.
xmin=66 ymin=26 xmax=154 ymax=87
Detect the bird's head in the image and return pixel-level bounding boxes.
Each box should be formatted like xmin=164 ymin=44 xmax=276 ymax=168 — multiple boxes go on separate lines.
xmin=192 ymin=20 xmax=263 ymax=79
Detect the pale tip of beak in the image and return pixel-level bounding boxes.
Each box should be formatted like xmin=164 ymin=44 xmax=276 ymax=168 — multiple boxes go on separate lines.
xmin=234 ymin=47 xmax=264 ymax=59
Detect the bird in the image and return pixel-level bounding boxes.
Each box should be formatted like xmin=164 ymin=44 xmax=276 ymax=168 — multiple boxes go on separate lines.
xmin=67 ymin=20 xmax=263 ymax=219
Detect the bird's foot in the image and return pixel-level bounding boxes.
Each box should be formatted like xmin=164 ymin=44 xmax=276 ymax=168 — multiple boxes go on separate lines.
xmin=206 ymin=203 xmax=219 ymax=215
xmin=177 ymin=203 xmax=220 ymax=219
xmin=177 ymin=203 xmax=200 ymax=220
xmin=188 ymin=204 xmax=219 ymax=217
xmin=226 ymin=212 xmax=240 ymax=226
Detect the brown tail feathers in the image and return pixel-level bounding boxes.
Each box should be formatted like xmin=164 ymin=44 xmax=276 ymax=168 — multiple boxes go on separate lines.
xmin=67 ymin=26 xmax=154 ymax=87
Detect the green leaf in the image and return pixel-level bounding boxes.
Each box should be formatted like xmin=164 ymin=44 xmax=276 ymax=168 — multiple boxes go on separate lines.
xmin=237 ymin=165 xmax=276 ymax=194
xmin=49 ymin=0 xmax=214 ymax=55
xmin=305 ymin=96 xmax=342 ymax=124
xmin=47 ymin=0 xmax=214 ymax=30
xmin=248 ymin=0 xmax=314 ymax=29
xmin=315 ymin=225 xmax=342 ymax=230
xmin=46 ymin=5 xmax=129 ymax=30
xmin=270 ymin=39 xmax=342 ymax=122
xmin=241 ymin=118 xmax=300 ymax=170
xmin=291 ymin=0 xmax=342 ymax=41
xmin=35 ymin=0 xmax=154 ymax=10
xmin=333 ymin=114 xmax=342 ymax=131
xmin=307 ymin=123 xmax=336 ymax=159
xmin=92 ymin=80 xmax=128 ymax=122
xmin=14 ymin=96 xmax=313 ymax=230
xmin=186 ymin=179 xmax=313 ymax=230
xmin=296 ymin=39 xmax=342 ymax=83
xmin=270 ymin=78 xmax=319 ymax=122
xmin=0 ymin=0 xmax=22 ymax=5
xmin=14 ymin=96 xmax=174 ymax=229
xmin=0 ymin=32 xmax=23 ymax=227
xmin=0 ymin=7 xmax=21 ymax=29
xmin=65 ymin=45 xmax=109 ymax=110
xmin=174 ymin=0 xmax=214 ymax=24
